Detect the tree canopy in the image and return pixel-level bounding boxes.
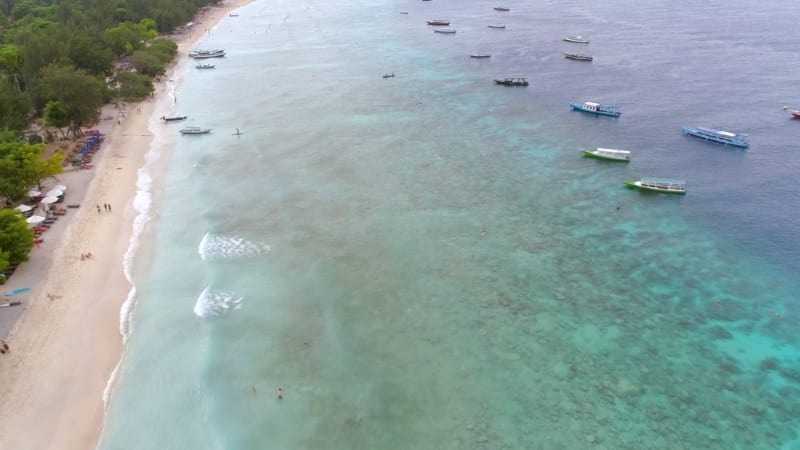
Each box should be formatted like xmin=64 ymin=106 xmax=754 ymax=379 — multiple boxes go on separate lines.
xmin=0 ymin=209 xmax=34 ymax=275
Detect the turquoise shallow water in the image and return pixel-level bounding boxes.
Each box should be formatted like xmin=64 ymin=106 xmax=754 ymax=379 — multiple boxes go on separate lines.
xmin=98 ymin=0 xmax=800 ymax=449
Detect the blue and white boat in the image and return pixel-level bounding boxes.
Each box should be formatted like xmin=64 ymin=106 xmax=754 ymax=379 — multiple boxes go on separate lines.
xmin=682 ymin=126 xmax=748 ymax=148
xmin=569 ymin=101 xmax=621 ymax=117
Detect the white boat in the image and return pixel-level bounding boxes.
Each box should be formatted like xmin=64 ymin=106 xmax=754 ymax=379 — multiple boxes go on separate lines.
xmin=470 ymin=53 xmax=491 ymax=58
xmin=189 ymin=49 xmax=225 ymax=59
xmin=196 ymin=64 xmax=216 ymax=69
xmin=488 ymin=24 xmax=506 ymax=29
xmin=434 ymin=28 xmax=456 ymax=34
xmin=582 ymin=148 xmax=630 ymax=162
xmin=563 ymin=35 xmax=589 ymax=44
xmin=623 ymin=178 xmax=686 ymax=195
xmin=179 ymin=126 xmax=212 ymax=135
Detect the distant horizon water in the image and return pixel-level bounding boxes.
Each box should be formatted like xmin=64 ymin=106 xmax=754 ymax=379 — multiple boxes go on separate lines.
xmin=98 ymin=0 xmax=800 ymax=449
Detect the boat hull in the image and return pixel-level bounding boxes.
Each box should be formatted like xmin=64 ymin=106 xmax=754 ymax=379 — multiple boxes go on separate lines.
xmin=682 ymin=127 xmax=748 ymax=148
xmin=623 ymin=181 xmax=686 ymax=195
xmin=569 ymin=103 xmax=621 ymax=117
xmin=583 ymin=150 xmax=629 ymax=162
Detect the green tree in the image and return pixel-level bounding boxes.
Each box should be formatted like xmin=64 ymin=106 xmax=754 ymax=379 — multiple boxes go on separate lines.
xmin=43 ymin=100 xmax=70 ymax=136
xmin=0 ymin=210 xmax=34 ymax=273
xmin=0 ymin=139 xmax=63 ymax=200
xmin=40 ymin=63 xmax=106 ymax=137
xmin=115 ymin=70 xmax=153 ymax=101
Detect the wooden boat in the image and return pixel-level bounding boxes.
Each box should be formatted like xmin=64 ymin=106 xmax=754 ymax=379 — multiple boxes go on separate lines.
xmin=564 ymin=53 xmax=593 ymax=61
xmin=563 ymin=35 xmax=589 ymax=44
xmin=494 ymin=7 xmax=510 ymax=11
xmin=426 ymin=20 xmax=450 ymax=26
xmin=582 ymin=148 xmax=630 ymax=162
xmin=179 ymin=126 xmax=212 ymax=135
xmin=624 ymin=178 xmax=686 ymax=195
xmin=495 ymin=77 xmax=528 ymax=86
xmin=382 ymin=73 xmax=395 ymax=78
xmin=487 ymin=24 xmax=506 ymax=29
xmin=784 ymin=106 xmax=800 ymax=118
xmin=470 ymin=53 xmax=491 ymax=58
xmin=570 ymin=101 xmax=621 ymax=117
xmin=434 ymin=28 xmax=456 ymax=34
xmin=195 ymin=64 xmax=216 ymax=69
xmin=161 ymin=116 xmax=187 ymax=122
xmin=682 ymin=126 xmax=748 ymax=148
xmin=0 ymin=300 xmax=22 ymax=308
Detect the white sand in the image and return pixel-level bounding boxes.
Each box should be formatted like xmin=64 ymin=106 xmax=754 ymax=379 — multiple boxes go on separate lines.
xmin=0 ymin=1 xmax=254 ymax=448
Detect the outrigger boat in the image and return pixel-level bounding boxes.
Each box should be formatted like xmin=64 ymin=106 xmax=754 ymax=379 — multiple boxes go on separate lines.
xmin=179 ymin=126 xmax=212 ymax=135
xmin=161 ymin=115 xmax=187 ymax=122
xmin=494 ymin=7 xmax=510 ymax=11
xmin=582 ymin=148 xmax=630 ymax=162
xmin=189 ymin=49 xmax=225 ymax=59
xmin=382 ymin=72 xmax=395 ymax=78
xmin=488 ymin=24 xmax=506 ymax=29
xmin=682 ymin=126 xmax=749 ymax=148
xmin=570 ymin=101 xmax=621 ymax=117
xmin=784 ymin=106 xmax=800 ymax=119
xmin=623 ymin=178 xmax=686 ymax=195
xmin=426 ymin=20 xmax=450 ymax=26
xmin=563 ymin=35 xmax=589 ymax=44
xmin=196 ymin=63 xmax=216 ymax=69
xmin=434 ymin=28 xmax=456 ymax=34
xmin=494 ymin=77 xmax=528 ymax=86
xmin=564 ymin=53 xmax=593 ymax=61
xmin=471 ymin=53 xmax=491 ymax=58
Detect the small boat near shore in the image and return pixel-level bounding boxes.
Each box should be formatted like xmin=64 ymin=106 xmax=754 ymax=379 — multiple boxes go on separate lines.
xmin=570 ymin=101 xmax=621 ymax=117
xmin=189 ymin=49 xmax=225 ymax=59
xmin=563 ymin=35 xmax=589 ymax=44
xmin=624 ymin=178 xmax=686 ymax=195
xmin=179 ymin=126 xmax=212 ymax=135
xmin=471 ymin=53 xmax=491 ymax=58
xmin=161 ymin=115 xmax=187 ymax=122
xmin=434 ymin=28 xmax=456 ymax=34
xmin=495 ymin=77 xmax=528 ymax=86
xmin=564 ymin=53 xmax=593 ymax=61
xmin=382 ymin=73 xmax=395 ymax=78
xmin=494 ymin=7 xmax=510 ymax=11
xmin=426 ymin=19 xmax=450 ymax=26
xmin=195 ymin=64 xmax=216 ymax=69
xmin=488 ymin=24 xmax=506 ymax=29
xmin=682 ymin=126 xmax=749 ymax=148
xmin=583 ymin=148 xmax=630 ymax=162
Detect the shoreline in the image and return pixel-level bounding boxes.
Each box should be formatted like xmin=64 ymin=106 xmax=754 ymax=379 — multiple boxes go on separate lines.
xmin=0 ymin=1 xmax=254 ymax=448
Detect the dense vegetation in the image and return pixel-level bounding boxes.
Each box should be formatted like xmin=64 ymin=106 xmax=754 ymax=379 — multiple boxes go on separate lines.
xmin=0 ymin=0 xmax=216 ymax=273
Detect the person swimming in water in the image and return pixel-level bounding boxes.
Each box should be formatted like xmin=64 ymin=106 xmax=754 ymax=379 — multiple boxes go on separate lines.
xmin=277 ymin=388 xmax=283 ymax=400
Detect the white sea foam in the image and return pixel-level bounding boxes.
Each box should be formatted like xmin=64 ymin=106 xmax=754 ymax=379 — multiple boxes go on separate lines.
xmin=198 ymin=232 xmax=271 ymax=262
xmin=194 ymin=286 xmax=243 ymax=318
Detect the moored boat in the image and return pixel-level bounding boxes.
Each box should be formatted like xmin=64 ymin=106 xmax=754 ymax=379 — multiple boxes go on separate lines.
xmin=494 ymin=7 xmax=510 ymax=11
xmin=189 ymin=49 xmax=225 ymax=59
xmin=195 ymin=64 xmax=216 ymax=69
xmin=582 ymin=148 xmax=630 ymax=162
xmin=564 ymin=53 xmax=593 ymax=61
xmin=434 ymin=28 xmax=456 ymax=34
xmin=682 ymin=126 xmax=748 ymax=148
xmin=488 ymin=24 xmax=506 ymax=29
xmin=570 ymin=101 xmax=621 ymax=117
xmin=624 ymin=178 xmax=686 ymax=194
xmin=494 ymin=77 xmax=528 ymax=86
xmin=179 ymin=126 xmax=212 ymax=135
xmin=161 ymin=115 xmax=187 ymax=122
xmin=471 ymin=53 xmax=491 ymax=58
xmin=426 ymin=19 xmax=450 ymax=26
xmin=563 ymin=35 xmax=589 ymax=43
xmin=784 ymin=106 xmax=800 ymax=119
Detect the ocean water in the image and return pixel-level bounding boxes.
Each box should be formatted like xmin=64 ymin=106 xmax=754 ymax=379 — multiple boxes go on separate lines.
xmin=97 ymin=0 xmax=800 ymax=449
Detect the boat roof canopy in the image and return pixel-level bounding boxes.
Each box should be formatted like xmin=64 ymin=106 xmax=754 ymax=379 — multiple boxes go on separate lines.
xmin=584 ymin=101 xmax=599 ymax=107
xmin=642 ymin=177 xmax=685 ymax=185
xmin=597 ymin=148 xmax=630 ymax=154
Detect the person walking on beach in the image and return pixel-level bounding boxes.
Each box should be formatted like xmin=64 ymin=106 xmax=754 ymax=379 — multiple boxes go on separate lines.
xmin=1 ymin=340 xmax=9 ymax=354
xmin=96 ymin=204 xmax=101 ymax=213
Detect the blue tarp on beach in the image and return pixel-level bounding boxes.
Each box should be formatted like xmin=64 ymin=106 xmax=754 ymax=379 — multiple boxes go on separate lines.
xmin=4 ymin=287 xmax=31 ymax=296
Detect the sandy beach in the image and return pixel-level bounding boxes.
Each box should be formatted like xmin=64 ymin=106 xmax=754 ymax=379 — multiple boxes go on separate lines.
xmin=0 ymin=1 xmax=253 ymax=448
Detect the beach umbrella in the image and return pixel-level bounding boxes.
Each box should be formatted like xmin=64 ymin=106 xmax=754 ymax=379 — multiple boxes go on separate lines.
xmin=14 ymin=205 xmax=33 ymax=213
xmin=41 ymin=196 xmax=58 ymax=205
xmin=53 ymin=184 xmax=67 ymax=191
xmin=26 ymin=215 xmax=45 ymax=225
xmin=28 ymin=190 xmax=42 ymax=197
xmin=46 ymin=189 xmax=64 ymax=197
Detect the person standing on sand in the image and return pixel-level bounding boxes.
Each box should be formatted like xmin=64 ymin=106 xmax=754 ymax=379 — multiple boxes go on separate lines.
xmin=96 ymin=205 xmax=101 ymax=213
xmin=0 ymin=340 xmax=9 ymax=354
